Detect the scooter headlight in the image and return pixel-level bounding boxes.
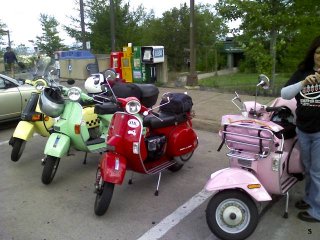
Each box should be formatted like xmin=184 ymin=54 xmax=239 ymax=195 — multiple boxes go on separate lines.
xmin=125 ymin=100 xmax=141 ymax=114
xmin=68 ymin=87 xmax=82 ymax=101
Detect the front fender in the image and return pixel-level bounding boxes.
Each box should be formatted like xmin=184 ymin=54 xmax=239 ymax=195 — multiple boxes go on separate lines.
xmin=99 ymin=152 xmax=126 ymax=184
xmin=44 ymin=133 xmax=70 ymax=158
xmin=12 ymin=121 xmax=35 ymax=141
xmin=205 ymin=168 xmax=272 ymax=202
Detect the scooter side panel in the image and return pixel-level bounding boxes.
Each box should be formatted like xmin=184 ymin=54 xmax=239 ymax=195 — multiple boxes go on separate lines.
xmin=100 ymin=152 xmax=126 ymax=184
xmin=12 ymin=121 xmax=35 ymax=141
xmin=166 ymin=123 xmax=198 ymax=156
xmin=33 ymin=118 xmax=54 ymax=137
xmin=205 ymin=168 xmax=272 ymax=202
xmin=44 ymin=133 xmax=70 ymax=158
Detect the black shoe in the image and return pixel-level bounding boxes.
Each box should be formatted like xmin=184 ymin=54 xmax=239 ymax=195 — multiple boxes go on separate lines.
xmin=295 ymin=200 xmax=310 ymax=210
xmin=297 ymin=211 xmax=320 ymax=222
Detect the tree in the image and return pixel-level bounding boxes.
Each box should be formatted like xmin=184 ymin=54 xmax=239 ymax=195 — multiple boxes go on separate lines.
xmin=0 ymin=20 xmax=8 ymax=49
xmin=64 ymin=0 xmax=151 ymax=53
xmin=63 ymin=0 xmax=227 ymax=72
xmin=215 ymin=0 xmax=320 ymax=91
xmin=36 ymin=14 xmax=66 ymax=57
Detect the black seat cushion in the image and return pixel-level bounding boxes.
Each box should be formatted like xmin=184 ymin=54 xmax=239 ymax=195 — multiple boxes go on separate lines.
xmin=143 ymin=112 xmax=188 ymax=129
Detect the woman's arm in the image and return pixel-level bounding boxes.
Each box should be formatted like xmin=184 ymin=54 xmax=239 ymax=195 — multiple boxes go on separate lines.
xmin=281 ymin=81 xmax=303 ymax=100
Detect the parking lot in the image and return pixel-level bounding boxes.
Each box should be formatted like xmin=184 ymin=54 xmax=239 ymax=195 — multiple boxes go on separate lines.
xmin=0 ymin=120 xmax=319 ymax=240
xmin=1 ymin=81 xmax=319 ymax=240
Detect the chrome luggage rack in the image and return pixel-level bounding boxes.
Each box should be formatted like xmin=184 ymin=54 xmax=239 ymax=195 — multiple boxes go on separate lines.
xmin=220 ymin=123 xmax=282 ymax=161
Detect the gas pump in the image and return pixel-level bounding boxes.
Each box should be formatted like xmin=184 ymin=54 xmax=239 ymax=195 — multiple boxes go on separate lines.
xmin=110 ymin=51 xmax=123 ymax=79
xmin=141 ymin=46 xmax=164 ymax=83
xmin=121 ymin=44 xmax=133 ymax=82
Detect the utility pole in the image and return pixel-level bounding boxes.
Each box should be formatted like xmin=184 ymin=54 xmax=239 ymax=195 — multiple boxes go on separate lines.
xmin=80 ymin=0 xmax=86 ymax=50
xmin=110 ymin=0 xmax=116 ymax=51
xmin=186 ymin=0 xmax=198 ymax=86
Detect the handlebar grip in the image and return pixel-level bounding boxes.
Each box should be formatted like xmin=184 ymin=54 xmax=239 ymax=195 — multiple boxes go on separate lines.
xmin=266 ymin=106 xmax=282 ymax=112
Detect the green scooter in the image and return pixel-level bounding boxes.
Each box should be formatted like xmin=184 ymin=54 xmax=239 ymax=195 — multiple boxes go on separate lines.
xmin=39 ymin=70 xmax=119 ymax=184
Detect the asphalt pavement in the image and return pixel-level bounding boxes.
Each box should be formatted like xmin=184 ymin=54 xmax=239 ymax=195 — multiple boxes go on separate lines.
xmin=0 ymin=72 xmax=319 ymax=240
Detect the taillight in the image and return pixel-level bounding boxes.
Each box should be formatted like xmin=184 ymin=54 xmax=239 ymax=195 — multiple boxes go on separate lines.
xmin=31 ymin=114 xmax=41 ymax=121
xmin=75 ymin=124 xmax=81 ymax=134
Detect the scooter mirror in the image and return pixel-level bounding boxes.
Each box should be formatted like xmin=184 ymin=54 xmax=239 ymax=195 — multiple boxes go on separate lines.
xmin=257 ymin=74 xmax=270 ymax=90
xmin=104 ymin=69 xmax=117 ymax=81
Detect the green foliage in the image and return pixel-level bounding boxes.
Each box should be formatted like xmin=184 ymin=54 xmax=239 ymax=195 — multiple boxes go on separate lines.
xmin=215 ymin=0 xmax=320 ymax=77
xmin=0 ymin=20 xmax=8 ymax=48
xmin=198 ymin=72 xmax=290 ymax=95
xmin=36 ymin=14 xmax=66 ymax=57
xmin=64 ymin=1 xmax=227 ymax=71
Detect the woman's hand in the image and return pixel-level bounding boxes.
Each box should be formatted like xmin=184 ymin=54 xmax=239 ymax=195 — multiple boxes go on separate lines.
xmin=302 ymin=72 xmax=320 ymax=86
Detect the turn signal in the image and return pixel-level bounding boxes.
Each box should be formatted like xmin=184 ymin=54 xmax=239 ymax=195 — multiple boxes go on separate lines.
xmin=247 ymin=184 xmax=261 ymax=189
xmin=44 ymin=116 xmax=50 ymax=121
xmin=31 ymin=114 xmax=41 ymax=121
xmin=75 ymin=124 xmax=81 ymax=134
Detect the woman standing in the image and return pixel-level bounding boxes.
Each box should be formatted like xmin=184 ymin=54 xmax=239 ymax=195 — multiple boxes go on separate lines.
xmin=281 ymin=35 xmax=320 ymax=222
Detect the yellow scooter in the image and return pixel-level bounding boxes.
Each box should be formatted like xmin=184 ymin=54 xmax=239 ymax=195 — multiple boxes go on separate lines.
xmin=9 ymin=77 xmax=54 ymax=162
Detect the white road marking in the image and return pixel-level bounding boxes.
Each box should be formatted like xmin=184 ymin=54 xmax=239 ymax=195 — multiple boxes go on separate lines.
xmin=0 ymin=139 xmax=9 ymax=146
xmin=137 ymin=188 xmax=213 ymax=240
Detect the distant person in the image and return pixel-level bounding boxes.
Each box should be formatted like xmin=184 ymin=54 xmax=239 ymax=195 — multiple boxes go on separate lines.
xmin=3 ymin=47 xmax=18 ymax=77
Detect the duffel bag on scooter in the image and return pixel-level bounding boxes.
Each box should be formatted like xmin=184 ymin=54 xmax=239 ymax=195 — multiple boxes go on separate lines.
xmin=159 ymin=93 xmax=193 ymax=114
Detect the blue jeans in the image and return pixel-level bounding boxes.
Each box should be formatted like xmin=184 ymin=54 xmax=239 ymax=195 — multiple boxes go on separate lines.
xmin=296 ymin=128 xmax=320 ymax=220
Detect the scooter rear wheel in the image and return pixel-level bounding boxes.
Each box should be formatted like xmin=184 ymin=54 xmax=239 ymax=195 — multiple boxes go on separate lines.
xmin=11 ymin=138 xmax=26 ymax=162
xmin=179 ymin=150 xmax=194 ymax=162
xmin=94 ymin=181 xmax=114 ymax=216
xmin=206 ymin=190 xmax=259 ymax=240
xmin=167 ymin=158 xmax=184 ymax=172
xmin=41 ymin=156 xmax=60 ymax=185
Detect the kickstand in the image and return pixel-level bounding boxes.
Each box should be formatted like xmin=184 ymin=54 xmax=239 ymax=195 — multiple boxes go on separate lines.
xmin=83 ymin=152 xmax=87 ymax=165
xmin=154 ymin=172 xmax=162 ymax=196
xmin=283 ymin=192 xmax=289 ymax=218
xmin=128 ymin=172 xmax=134 ymax=184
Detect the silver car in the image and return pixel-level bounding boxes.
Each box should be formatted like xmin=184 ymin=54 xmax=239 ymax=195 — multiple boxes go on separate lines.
xmin=0 ymin=73 xmax=35 ymax=123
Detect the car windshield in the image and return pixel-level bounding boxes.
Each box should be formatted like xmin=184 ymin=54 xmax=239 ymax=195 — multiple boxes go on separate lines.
xmin=0 ymin=74 xmax=21 ymax=86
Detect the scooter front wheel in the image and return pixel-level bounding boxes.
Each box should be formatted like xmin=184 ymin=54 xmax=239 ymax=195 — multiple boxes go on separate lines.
xmin=11 ymin=138 xmax=26 ymax=162
xmin=94 ymin=180 xmax=115 ymax=216
xmin=41 ymin=156 xmax=60 ymax=185
xmin=206 ymin=190 xmax=259 ymax=240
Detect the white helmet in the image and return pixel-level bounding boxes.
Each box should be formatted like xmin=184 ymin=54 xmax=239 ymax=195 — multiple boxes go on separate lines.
xmin=84 ymin=73 xmax=105 ymax=94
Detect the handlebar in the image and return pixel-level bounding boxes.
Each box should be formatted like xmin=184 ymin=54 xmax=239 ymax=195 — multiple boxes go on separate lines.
xmin=265 ymin=106 xmax=284 ymax=112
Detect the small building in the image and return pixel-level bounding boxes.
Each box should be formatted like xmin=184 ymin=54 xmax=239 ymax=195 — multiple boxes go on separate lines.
xmin=222 ymin=37 xmax=244 ymax=69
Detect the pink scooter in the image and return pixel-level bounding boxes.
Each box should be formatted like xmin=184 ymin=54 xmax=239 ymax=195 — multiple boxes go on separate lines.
xmin=204 ymin=75 xmax=304 ymax=240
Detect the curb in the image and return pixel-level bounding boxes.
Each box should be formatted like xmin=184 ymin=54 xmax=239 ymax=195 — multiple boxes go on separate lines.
xmin=192 ymin=118 xmax=221 ymax=133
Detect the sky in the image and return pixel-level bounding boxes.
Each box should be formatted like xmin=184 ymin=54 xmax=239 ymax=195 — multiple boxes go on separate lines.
xmin=0 ymin=0 xmax=216 ymax=49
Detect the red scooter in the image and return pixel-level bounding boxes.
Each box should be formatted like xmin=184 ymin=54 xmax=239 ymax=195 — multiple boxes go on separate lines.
xmin=93 ymin=78 xmax=198 ymax=216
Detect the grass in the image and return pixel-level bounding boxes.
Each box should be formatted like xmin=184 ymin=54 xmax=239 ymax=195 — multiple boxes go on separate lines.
xmin=198 ymin=72 xmax=291 ymax=96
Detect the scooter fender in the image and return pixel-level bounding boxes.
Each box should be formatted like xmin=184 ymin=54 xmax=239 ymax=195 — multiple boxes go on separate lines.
xmin=44 ymin=133 xmax=70 ymax=158
xmin=100 ymin=152 xmax=127 ymax=185
xmin=205 ymin=168 xmax=272 ymax=202
xmin=12 ymin=121 xmax=35 ymax=141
